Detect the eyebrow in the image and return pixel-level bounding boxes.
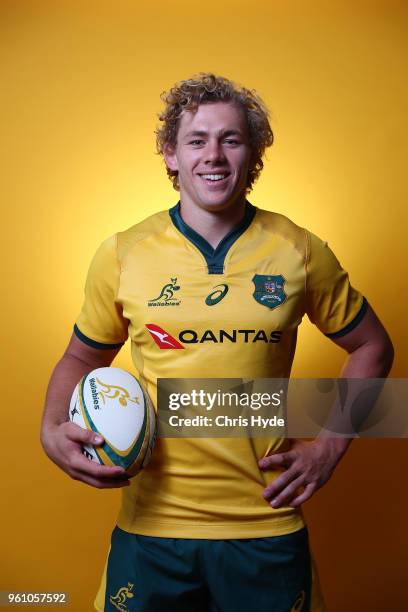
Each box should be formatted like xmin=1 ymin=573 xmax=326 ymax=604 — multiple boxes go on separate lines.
xmin=184 ymin=129 xmax=244 ymax=138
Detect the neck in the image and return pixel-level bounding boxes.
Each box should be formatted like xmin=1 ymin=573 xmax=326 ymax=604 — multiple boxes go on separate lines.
xmin=179 ymin=199 xmax=247 ymax=249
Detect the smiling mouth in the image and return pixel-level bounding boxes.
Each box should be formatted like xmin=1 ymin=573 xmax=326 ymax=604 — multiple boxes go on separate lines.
xmin=199 ymin=173 xmax=230 ymax=183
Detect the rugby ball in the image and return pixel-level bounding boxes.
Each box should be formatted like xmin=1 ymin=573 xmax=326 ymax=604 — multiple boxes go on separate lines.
xmin=69 ymin=367 xmax=156 ymax=477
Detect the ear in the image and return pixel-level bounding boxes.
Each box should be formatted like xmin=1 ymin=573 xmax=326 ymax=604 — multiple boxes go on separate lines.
xmin=249 ymin=148 xmax=257 ymax=171
xmin=163 ymin=143 xmax=179 ymax=172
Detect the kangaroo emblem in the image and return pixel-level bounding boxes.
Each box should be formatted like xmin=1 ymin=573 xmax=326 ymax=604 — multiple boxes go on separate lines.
xmin=109 ymin=582 xmax=134 ymax=611
xmin=96 ymin=378 xmax=139 ymax=407
xmin=150 ymin=278 xmax=180 ymax=302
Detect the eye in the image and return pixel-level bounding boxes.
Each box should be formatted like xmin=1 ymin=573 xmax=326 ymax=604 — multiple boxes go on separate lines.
xmin=189 ymin=139 xmax=205 ymax=146
xmin=224 ymin=139 xmax=240 ymax=146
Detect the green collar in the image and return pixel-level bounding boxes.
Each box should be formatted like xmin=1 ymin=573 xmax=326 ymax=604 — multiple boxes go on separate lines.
xmin=169 ymin=201 xmax=257 ymax=274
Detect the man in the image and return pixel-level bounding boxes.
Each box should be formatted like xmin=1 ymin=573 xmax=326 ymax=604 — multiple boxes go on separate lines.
xmin=41 ymin=74 xmax=393 ymax=611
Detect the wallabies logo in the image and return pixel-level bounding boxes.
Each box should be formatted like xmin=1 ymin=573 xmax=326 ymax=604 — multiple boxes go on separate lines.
xmin=148 ymin=278 xmax=181 ymax=307
xmin=96 ymin=378 xmax=140 ymax=407
xmin=109 ymin=582 xmax=134 ymax=611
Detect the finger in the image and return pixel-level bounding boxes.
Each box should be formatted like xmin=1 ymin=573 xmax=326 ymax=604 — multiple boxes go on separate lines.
xmin=263 ymin=467 xmax=300 ymax=501
xmin=258 ymin=451 xmax=294 ymax=470
xmin=71 ymin=470 xmax=131 ymax=489
xmin=69 ymin=452 xmax=126 ymax=478
xmin=269 ymin=475 xmax=305 ymax=509
xmin=65 ymin=423 xmax=104 ymax=446
xmin=288 ymin=483 xmax=316 ymax=508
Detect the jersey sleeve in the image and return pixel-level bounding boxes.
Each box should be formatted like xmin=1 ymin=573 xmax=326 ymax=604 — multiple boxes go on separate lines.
xmin=305 ymin=231 xmax=367 ymax=338
xmin=74 ymin=235 xmax=129 ymax=349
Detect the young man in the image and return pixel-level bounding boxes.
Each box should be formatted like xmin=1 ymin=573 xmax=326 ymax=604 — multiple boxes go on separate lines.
xmin=41 ymin=74 xmax=393 ymax=611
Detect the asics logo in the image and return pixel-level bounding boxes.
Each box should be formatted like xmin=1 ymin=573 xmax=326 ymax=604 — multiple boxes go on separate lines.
xmin=205 ymin=284 xmax=229 ymax=306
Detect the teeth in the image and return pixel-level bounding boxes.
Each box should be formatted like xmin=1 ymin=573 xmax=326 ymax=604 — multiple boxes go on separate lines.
xmin=201 ymin=174 xmax=226 ymax=181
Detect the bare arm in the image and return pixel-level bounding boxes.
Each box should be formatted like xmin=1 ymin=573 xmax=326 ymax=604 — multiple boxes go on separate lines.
xmin=259 ymin=304 xmax=394 ymax=507
xmin=316 ymin=303 xmax=394 ymax=459
xmin=41 ymin=333 xmax=130 ymax=489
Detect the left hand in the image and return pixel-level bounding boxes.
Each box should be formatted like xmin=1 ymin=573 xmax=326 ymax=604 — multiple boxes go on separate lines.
xmin=258 ymin=439 xmax=345 ymax=508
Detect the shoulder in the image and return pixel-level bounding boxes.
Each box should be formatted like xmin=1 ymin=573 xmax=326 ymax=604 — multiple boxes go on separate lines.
xmin=254 ymin=207 xmax=309 ymax=258
xmin=87 ymin=209 xmax=172 ymax=268
xmin=253 ymin=207 xmax=340 ymax=268
xmin=112 ymin=209 xmax=172 ymax=260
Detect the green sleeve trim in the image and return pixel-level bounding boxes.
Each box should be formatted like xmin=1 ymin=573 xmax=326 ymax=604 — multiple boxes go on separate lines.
xmin=73 ymin=324 xmax=125 ymax=349
xmin=325 ymin=297 xmax=368 ymax=339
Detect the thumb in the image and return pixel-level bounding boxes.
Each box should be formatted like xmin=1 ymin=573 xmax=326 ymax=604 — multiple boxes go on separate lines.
xmin=67 ymin=423 xmax=104 ymax=446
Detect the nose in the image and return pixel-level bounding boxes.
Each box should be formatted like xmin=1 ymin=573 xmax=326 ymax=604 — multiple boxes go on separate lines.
xmin=204 ymin=139 xmax=226 ymax=164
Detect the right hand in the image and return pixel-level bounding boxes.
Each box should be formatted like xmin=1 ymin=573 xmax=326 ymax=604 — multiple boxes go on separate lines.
xmin=41 ymin=422 xmax=130 ymax=489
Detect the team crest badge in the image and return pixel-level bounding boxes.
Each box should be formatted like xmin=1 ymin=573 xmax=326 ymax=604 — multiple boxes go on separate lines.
xmin=252 ymin=274 xmax=287 ymax=309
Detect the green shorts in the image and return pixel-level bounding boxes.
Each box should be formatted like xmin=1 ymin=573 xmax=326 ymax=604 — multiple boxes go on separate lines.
xmin=96 ymin=526 xmax=323 ymax=612
xmin=95 ymin=527 xmax=324 ymax=612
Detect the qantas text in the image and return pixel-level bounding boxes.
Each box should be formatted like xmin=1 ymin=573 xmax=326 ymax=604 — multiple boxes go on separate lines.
xmin=178 ymin=329 xmax=283 ymax=344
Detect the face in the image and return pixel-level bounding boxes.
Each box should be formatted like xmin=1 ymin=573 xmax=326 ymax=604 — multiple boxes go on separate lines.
xmin=164 ymin=102 xmax=253 ymax=213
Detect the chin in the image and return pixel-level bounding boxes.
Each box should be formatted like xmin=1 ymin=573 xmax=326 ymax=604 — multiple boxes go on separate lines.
xmin=198 ymin=191 xmax=246 ymax=212
xmin=198 ymin=199 xmax=238 ymax=213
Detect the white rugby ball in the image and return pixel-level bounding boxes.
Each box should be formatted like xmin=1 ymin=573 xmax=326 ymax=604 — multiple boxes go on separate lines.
xmin=69 ymin=367 xmax=156 ymax=476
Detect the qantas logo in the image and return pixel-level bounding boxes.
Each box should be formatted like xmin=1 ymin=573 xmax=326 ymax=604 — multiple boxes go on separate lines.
xmin=146 ymin=324 xmax=282 ymax=349
xmin=145 ymin=324 xmax=184 ymax=349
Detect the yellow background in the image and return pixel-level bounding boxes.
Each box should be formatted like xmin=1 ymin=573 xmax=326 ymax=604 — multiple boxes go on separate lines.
xmin=1 ymin=1 xmax=407 ymax=610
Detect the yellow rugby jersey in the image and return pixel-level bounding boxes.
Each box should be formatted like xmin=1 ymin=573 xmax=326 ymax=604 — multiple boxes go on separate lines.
xmin=75 ymin=202 xmax=366 ymax=539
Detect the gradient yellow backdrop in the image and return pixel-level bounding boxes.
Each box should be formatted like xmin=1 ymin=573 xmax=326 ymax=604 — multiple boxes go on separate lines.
xmin=1 ymin=1 xmax=407 ymax=610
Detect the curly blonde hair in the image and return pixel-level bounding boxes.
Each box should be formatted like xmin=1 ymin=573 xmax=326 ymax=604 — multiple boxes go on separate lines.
xmin=156 ymin=73 xmax=274 ymax=192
